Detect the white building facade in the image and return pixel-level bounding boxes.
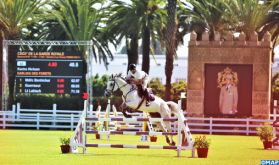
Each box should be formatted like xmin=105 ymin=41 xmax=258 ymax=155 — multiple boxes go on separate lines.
xmin=92 ymin=53 xmax=279 ymax=83
xmin=92 ymin=54 xmax=188 ymax=83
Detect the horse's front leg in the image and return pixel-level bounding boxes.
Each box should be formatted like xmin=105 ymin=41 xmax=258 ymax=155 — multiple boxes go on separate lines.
xmin=119 ymin=102 xmax=132 ymax=118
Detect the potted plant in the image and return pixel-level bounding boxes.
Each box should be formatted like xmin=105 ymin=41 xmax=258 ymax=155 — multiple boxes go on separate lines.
xmin=194 ymin=135 xmax=210 ymax=158
xmin=256 ymin=124 xmax=273 ymax=149
xmin=150 ymin=135 xmax=157 ymax=142
xmin=60 ymin=137 xmax=70 ymax=154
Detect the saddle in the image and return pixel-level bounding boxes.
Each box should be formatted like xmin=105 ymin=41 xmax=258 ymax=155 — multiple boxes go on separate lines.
xmin=136 ymin=85 xmax=155 ymax=101
xmin=120 ymin=86 xmax=155 ymax=114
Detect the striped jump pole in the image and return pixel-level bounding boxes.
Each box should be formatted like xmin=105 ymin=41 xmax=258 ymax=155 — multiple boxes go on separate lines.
xmin=86 ymin=130 xmax=178 ymax=136
xmin=104 ymin=100 xmax=110 ymax=132
xmin=141 ymin=112 xmax=149 ymax=142
xmin=94 ymin=105 xmax=101 ymax=131
xmin=70 ymin=100 xmax=87 ymax=153
xmin=86 ymin=144 xmax=178 ymax=150
xmin=104 ymin=100 xmax=110 ymax=140
xmin=83 ymin=100 xmax=87 ymax=154
xmin=86 ymin=117 xmax=178 ymax=122
xmin=83 ymin=98 xmax=194 ymax=157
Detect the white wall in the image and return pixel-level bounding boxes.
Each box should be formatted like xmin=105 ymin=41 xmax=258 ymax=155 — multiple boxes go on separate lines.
xmin=91 ymin=54 xmax=188 ymax=83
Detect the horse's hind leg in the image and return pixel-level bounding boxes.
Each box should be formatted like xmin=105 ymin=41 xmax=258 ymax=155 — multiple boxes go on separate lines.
xmin=182 ymin=131 xmax=188 ymax=146
xmin=158 ymin=120 xmax=175 ymax=146
xmin=167 ymin=101 xmax=189 ymax=146
xmin=160 ymin=103 xmax=176 ymax=145
xmin=156 ymin=122 xmax=172 ymax=145
xmin=163 ymin=121 xmax=175 ymax=146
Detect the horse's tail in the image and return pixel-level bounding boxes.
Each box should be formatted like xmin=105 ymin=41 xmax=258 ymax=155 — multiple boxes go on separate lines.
xmin=166 ymin=101 xmax=179 ymax=114
xmin=166 ymin=101 xmax=185 ymax=121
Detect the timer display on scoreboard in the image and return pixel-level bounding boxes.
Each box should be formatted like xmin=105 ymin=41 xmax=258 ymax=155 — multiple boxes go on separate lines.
xmin=15 ymin=51 xmax=84 ymax=95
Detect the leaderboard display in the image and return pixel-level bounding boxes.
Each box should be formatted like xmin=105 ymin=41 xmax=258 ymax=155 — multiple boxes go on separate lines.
xmin=15 ymin=51 xmax=84 ymax=94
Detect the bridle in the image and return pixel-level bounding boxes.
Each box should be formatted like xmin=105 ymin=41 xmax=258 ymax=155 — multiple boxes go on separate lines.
xmin=105 ymin=75 xmax=132 ymax=97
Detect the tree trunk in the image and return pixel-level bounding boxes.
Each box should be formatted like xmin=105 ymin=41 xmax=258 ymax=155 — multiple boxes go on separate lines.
xmin=209 ymin=28 xmax=215 ymax=41
xmin=127 ymin=35 xmax=139 ymax=73
xmin=8 ymin=34 xmax=20 ymax=109
xmin=142 ymin=26 xmax=150 ymax=74
xmin=164 ymin=0 xmax=177 ymax=101
xmin=7 ymin=44 xmax=18 ymax=109
xmin=0 ymin=35 xmax=3 ymax=109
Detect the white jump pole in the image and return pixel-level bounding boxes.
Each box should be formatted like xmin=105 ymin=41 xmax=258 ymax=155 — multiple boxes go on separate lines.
xmin=105 ymin=99 xmax=111 ymax=140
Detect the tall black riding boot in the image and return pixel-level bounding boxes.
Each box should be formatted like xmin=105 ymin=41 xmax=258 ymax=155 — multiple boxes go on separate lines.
xmin=144 ymin=89 xmax=150 ymax=106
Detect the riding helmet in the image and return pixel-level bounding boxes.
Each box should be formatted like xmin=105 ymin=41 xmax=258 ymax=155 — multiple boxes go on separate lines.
xmin=129 ymin=63 xmax=136 ymax=70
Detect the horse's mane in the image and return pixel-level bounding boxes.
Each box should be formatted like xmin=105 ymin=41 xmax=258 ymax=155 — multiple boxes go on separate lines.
xmin=110 ymin=73 xmax=126 ymax=81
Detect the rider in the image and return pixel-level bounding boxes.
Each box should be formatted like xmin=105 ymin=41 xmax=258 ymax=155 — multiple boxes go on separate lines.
xmin=126 ymin=64 xmax=151 ymax=106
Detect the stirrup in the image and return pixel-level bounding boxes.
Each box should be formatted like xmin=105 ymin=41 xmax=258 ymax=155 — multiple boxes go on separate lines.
xmin=146 ymin=102 xmax=150 ymax=106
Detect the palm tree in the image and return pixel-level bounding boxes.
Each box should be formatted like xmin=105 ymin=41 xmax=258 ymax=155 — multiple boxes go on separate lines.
xmin=226 ymin=0 xmax=276 ymax=40
xmin=140 ymin=0 xmax=166 ymax=73
xmin=258 ymin=1 xmax=279 ymax=60
xmin=107 ymin=0 xmax=166 ymax=73
xmin=50 ymin=0 xmax=114 ymax=95
xmin=174 ymin=1 xmax=192 ymax=48
xmin=260 ymin=5 xmax=279 ymax=40
xmin=164 ymin=0 xmax=177 ymax=100
xmin=51 ymin=0 xmax=113 ymax=62
xmin=186 ymin=0 xmax=276 ymax=40
xmin=0 ymin=0 xmax=47 ymax=109
xmin=186 ymin=0 xmax=230 ymax=40
xmin=107 ymin=0 xmax=141 ymax=72
xmin=22 ymin=16 xmax=68 ymax=42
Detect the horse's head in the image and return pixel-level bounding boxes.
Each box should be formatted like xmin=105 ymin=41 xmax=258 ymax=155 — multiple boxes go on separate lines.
xmin=104 ymin=73 xmax=123 ymax=97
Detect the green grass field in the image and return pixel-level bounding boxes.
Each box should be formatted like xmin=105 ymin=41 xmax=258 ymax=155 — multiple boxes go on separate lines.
xmin=0 ymin=130 xmax=278 ymax=165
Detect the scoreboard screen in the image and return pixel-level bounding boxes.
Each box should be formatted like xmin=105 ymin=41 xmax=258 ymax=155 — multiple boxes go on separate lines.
xmin=15 ymin=51 xmax=84 ymax=94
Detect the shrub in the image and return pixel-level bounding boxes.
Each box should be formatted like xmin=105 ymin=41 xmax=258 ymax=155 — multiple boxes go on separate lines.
xmin=171 ymin=80 xmax=187 ymax=102
xmin=91 ymin=74 xmax=109 ymax=96
xmin=256 ymin=124 xmax=273 ymax=142
xmin=149 ymin=78 xmax=165 ymax=98
xmin=194 ymin=135 xmax=211 ymax=148
xmin=149 ymin=78 xmax=187 ymax=102
xmin=60 ymin=137 xmax=70 ymax=145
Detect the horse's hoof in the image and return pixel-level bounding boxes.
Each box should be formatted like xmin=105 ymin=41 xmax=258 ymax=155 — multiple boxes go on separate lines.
xmin=122 ymin=113 xmax=132 ymax=118
xmin=166 ymin=137 xmax=170 ymax=143
xmin=182 ymin=140 xmax=188 ymax=146
xmin=171 ymin=142 xmax=176 ymax=146
xmin=182 ymin=143 xmax=188 ymax=146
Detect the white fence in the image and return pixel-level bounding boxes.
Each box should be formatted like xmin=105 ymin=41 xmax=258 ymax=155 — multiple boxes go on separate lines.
xmin=0 ymin=103 xmax=278 ymax=135
xmin=0 ymin=103 xmax=83 ymax=130
xmin=186 ymin=117 xmax=274 ymax=135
